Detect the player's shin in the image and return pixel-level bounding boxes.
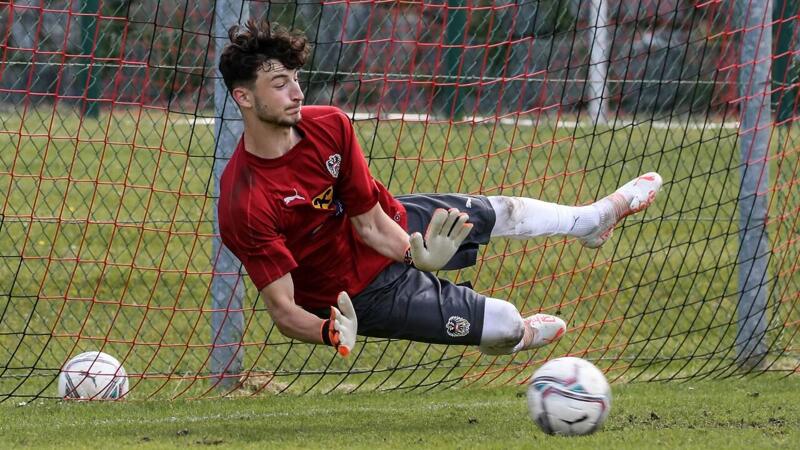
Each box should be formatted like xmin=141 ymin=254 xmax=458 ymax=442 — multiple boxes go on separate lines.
xmin=478 ymin=297 xmax=524 ymax=355
xmin=488 ymin=196 xmax=601 ymax=239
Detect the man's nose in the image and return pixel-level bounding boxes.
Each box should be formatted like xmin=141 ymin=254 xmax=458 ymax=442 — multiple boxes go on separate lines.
xmin=291 ymin=82 xmax=304 ymax=102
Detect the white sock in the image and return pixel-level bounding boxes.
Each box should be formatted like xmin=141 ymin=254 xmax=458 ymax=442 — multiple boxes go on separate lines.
xmin=479 ymin=297 xmax=524 ymax=355
xmin=488 ymin=196 xmax=601 ymax=239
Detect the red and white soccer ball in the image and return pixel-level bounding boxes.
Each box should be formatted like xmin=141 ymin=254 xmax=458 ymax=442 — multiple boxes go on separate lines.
xmin=58 ymin=351 xmax=129 ymax=400
xmin=527 ymin=357 xmax=611 ymax=436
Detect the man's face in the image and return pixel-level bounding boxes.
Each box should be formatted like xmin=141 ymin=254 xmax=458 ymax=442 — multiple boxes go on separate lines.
xmin=242 ymin=60 xmax=304 ymax=127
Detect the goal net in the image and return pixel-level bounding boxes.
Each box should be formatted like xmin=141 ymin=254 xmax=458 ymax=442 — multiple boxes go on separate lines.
xmin=1 ymin=0 xmax=798 ymax=400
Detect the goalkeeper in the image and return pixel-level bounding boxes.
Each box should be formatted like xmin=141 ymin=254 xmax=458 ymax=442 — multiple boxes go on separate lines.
xmin=217 ymin=20 xmax=663 ymax=356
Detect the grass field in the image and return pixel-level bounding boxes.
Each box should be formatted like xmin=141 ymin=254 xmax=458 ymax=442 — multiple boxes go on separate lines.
xmin=1 ymin=375 xmax=798 ymax=449
xmin=1 ymin=107 xmax=799 ymax=402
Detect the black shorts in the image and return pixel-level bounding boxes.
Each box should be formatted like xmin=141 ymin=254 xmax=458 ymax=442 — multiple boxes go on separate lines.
xmin=396 ymin=193 xmax=495 ymax=271
xmin=351 ymin=193 xmax=497 ymax=345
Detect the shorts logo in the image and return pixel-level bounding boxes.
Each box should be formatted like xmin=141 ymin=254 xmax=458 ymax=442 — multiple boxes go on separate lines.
xmin=312 ymin=186 xmax=335 ymax=210
xmin=326 ymin=154 xmax=341 ymax=178
xmin=446 ymin=316 xmax=470 ymax=337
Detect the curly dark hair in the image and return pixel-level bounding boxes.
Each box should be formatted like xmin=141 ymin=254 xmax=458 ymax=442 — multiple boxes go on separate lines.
xmin=219 ymin=19 xmax=311 ymax=93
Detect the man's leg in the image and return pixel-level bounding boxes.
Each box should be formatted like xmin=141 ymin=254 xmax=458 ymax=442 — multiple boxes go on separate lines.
xmin=350 ymin=263 xmax=565 ymax=353
xmin=478 ymin=297 xmax=566 ymax=355
xmin=350 ymin=263 xmax=486 ymax=345
xmin=489 ymin=172 xmax=663 ymax=248
xmin=398 ymin=172 xmax=663 ymax=262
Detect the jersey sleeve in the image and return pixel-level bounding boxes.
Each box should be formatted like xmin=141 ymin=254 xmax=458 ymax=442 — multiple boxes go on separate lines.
xmin=220 ymin=209 xmax=298 ymax=292
xmin=335 ymin=112 xmax=380 ymax=216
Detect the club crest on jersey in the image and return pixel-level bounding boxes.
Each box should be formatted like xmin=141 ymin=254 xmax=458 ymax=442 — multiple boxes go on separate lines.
xmin=312 ymin=186 xmax=335 ymax=210
xmin=326 ymin=154 xmax=341 ymax=178
xmin=446 ymin=316 xmax=470 ymax=337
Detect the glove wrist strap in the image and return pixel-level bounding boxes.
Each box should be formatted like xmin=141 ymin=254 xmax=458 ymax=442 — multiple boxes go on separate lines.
xmin=321 ymin=319 xmax=333 ymax=346
xmin=403 ymin=246 xmax=414 ymax=266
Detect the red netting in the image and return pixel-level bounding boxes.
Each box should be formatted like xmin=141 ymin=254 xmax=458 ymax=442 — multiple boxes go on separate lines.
xmin=1 ymin=0 xmax=798 ymax=401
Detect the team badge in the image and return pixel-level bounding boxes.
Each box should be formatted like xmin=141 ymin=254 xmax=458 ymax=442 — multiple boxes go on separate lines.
xmin=312 ymin=186 xmax=335 ymax=210
xmin=446 ymin=316 xmax=471 ymax=337
xmin=326 ymin=154 xmax=341 ymax=178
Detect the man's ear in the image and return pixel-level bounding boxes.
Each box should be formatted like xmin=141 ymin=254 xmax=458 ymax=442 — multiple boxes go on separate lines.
xmin=232 ymin=86 xmax=252 ymax=109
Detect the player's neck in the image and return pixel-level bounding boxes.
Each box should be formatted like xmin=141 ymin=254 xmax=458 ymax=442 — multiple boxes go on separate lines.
xmin=242 ymin=120 xmax=301 ymax=159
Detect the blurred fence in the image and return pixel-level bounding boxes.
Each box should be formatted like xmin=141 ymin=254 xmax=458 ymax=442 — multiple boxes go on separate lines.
xmin=0 ymin=0 xmax=739 ymax=118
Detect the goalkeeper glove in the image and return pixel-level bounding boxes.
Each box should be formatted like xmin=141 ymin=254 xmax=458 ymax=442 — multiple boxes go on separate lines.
xmin=321 ymin=292 xmax=358 ymax=356
xmin=406 ymin=208 xmax=473 ymax=272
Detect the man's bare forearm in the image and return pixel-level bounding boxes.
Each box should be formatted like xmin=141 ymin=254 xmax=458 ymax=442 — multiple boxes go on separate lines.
xmin=351 ymin=202 xmax=410 ymax=262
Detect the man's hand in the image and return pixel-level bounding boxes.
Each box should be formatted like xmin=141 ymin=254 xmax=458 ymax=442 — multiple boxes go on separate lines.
xmin=407 ymin=208 xmax=473 ymax=272
xmin=322 ymin=292 xmax=358 ymax=356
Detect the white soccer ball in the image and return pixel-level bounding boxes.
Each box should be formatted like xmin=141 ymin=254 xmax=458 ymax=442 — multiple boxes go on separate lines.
xmin=58 ymin=351 xmax=129 ymax=400
xmin=527 ymin=357 xmax=611 ymax=436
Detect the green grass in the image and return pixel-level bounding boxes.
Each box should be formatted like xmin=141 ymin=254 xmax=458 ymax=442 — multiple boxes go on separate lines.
xmin=1 ymin=376 xmax=798 ymax=449
xmin=1 ymin=107 xmax=799 ymax=400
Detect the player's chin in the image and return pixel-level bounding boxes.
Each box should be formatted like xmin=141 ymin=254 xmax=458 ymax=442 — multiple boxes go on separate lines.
xmin=276 ymin=113 xmax=300 ymax=127
xmin=285 ymin=109 xmax=301 ymax=123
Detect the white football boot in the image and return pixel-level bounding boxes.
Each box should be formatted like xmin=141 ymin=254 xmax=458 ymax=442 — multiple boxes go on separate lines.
xmin=518 ymin=314 xmax=567 ymax=350
xmin=580 ymin=172 xmax=663 ymax=248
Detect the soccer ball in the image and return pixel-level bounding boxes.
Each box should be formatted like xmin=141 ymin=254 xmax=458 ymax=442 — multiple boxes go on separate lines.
xmin=58 ymin=351 xmax=129 ymax=400
xmin=527 ymin=357 xmax=611 ymax=436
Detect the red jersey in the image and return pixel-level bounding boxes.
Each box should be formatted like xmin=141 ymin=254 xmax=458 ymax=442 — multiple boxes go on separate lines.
xmin=218 ymin=106 xmax=407 ymax=310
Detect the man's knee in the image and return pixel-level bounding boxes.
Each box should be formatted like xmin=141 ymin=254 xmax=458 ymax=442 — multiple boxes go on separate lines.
xmin=479 ymin=297 xmax=524 ymax=355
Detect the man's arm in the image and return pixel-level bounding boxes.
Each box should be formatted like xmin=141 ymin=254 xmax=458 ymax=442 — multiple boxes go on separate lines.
xmin=349 ymin=202 xmax=410 ymax=262
xmin=261 ymin=273 xmax=326 ymax=343
xmin=262 ymin=273 xmax=358 ymax=355
xmin=351 ymin=202 xmax=473 ymax=271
